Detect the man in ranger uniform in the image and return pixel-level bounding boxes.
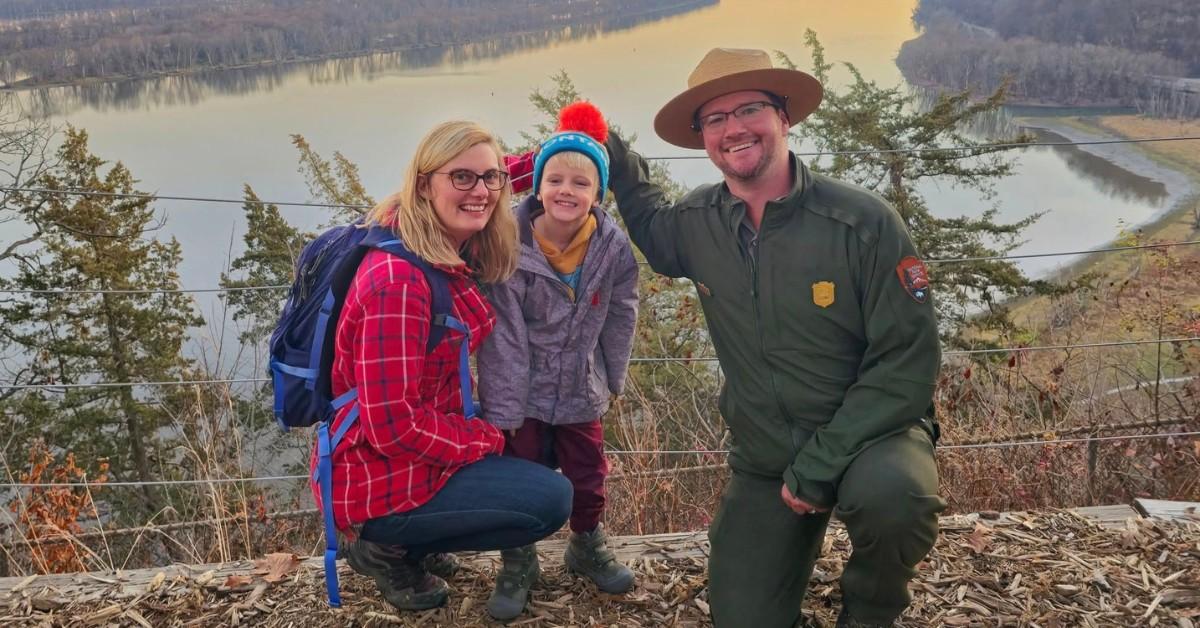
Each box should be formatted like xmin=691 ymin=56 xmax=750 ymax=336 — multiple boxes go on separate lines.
xmin=605 ymin=48 xmax=947 ymax=627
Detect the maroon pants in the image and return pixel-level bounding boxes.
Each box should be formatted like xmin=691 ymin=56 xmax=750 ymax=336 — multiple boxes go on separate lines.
xmin=504 ymin=419 xmax=607 ymax=534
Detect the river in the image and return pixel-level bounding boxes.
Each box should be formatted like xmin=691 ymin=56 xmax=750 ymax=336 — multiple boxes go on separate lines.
xmin=2 ymin=0 xmax=1192 ymax=351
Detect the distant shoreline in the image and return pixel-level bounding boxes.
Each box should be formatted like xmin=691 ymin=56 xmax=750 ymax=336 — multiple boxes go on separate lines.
xmin=0 ymin=45 xmax=448 ymax=92
xmin=1012 ymin=114 xmax=1200 ymax=281
xmin=1018 ymin=116 xmax=1197 ymax=221
xmin=0 ymin=0 xmax=715 ymax=92
xmin=905 ymin=77 xmax=1142 ymax=112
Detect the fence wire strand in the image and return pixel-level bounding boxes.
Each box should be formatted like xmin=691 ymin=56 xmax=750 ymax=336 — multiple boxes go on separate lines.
xmin=4 ymin=336 xmax=1197 ymax=391
xmin=3 ymin=133 xmax=1198 ymax=209
xmin=2 ymin=428 xmax=1196 ymax=489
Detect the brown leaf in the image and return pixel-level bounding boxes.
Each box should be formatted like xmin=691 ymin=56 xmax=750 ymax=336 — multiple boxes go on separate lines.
xmin=964 ymin=522 xmax=991 ymax=554
xmin=254 ymin=552 xmax=301 ymax=583
xmin=223 ymin=574 xmax=252 ymax=589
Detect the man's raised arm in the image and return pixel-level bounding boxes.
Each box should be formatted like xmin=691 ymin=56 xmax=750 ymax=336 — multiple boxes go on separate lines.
xmin=605 ymin=131 xmax=687 ymax=278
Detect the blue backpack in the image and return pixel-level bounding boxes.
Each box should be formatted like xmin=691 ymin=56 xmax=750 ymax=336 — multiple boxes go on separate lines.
xmin=268 ymin=222 xmax=478 ymax=607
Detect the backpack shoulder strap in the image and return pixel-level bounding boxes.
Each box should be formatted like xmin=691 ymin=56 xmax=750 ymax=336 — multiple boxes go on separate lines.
xmin=360 ymin=227 xmax=476 ymax=418
xmin=360 ymin=227 xmax=453 ymax=353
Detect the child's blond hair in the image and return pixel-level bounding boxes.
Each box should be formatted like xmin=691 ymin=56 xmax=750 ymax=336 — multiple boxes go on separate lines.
xmin=540 ymin=151 xmax=603 ymax=203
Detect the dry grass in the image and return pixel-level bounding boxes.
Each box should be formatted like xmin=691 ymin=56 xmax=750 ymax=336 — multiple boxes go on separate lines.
xmin=602 ymin=372 xmax=727 ymax=537
xmin=1093 ymin=116 xmax=1200 ymax=176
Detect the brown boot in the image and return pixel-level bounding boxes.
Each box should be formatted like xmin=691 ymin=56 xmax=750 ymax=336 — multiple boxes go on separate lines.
xmin=343 ymin=538 xmax=449 ymax=610
xmin=421 ymin=552 xmax=460 ymax=579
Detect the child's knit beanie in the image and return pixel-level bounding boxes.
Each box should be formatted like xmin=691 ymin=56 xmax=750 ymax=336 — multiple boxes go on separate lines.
xmin=532 ymin=101 xmax=610 ymax=202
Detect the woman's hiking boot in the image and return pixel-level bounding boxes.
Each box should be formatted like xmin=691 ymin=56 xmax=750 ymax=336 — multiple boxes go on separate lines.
xmin=564 ymin=525 xmax=635 ymax=594
xmin=421 ymin=552 xmax=460 ymax=579
xmin=343 ymin=538 xmax=449 ymax=610
xmin=486 ymin=544 xmax=540 ymax=620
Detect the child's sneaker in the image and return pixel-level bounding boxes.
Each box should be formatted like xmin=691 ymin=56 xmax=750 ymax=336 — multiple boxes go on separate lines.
xmin=487 ymin=544 xmax=540 ymax=620
xmin=564 ymin=524 xmax=634 ymax=593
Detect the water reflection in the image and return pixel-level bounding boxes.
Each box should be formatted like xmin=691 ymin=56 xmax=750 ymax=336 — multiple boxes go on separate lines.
xmin=910 ymin=87 xmax=1169 ymax=208
xmin=1023 ymin=127 xmax=1168 ymax=206
xmin=8 ymin=0 xmax=716 ymax=119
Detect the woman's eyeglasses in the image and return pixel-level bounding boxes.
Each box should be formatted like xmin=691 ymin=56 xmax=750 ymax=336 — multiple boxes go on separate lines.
xmin=430 ymin=169 xmax=510 ymax=191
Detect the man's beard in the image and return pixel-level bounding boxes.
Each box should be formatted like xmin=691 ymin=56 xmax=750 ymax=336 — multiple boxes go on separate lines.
xmin=717 ymin=151 xmax=772 ymax=183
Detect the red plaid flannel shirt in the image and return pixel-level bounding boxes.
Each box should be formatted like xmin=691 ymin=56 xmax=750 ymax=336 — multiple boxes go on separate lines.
xmin=505 ymin=152 xmax=535 ymax=194
xmin=310 ymin=249 xmax=505 ymax=531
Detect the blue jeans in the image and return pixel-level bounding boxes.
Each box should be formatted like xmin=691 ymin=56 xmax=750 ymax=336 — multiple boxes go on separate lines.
xmin=360 ymin=455 xmax=572 ymax=559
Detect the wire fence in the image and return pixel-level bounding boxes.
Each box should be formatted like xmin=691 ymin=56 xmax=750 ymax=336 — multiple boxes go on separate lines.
xmin=2 ymin=424 xmax=1195 ymax=490
xmin=2 ymin=133 xmax=1198 ymax=212
xmin=2 ymin=237 xmax=1199 ymax=297
xmin=2 ymin=335 xmax=1197 ymax=391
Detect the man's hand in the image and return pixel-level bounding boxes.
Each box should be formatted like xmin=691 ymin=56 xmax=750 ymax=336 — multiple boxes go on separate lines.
xmin=780 ymin=483 xmax=830 ymax=516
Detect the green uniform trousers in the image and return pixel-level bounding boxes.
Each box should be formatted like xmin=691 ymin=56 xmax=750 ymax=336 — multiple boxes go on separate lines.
xmin=708 ymin=425 xmax=946 ymax=627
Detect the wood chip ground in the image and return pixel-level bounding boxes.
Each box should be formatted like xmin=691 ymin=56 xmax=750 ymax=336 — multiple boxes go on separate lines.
xmin=2 ymin=509 xmax=1198 ymax=627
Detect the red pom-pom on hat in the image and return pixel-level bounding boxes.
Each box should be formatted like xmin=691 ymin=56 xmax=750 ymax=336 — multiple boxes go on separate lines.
xmin=557 ymin=101 xmax=608 ymax=145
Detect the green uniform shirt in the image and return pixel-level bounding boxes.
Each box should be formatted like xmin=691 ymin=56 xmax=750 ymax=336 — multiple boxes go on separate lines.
xmin=607 ymin=133 xmax=940 ymax=508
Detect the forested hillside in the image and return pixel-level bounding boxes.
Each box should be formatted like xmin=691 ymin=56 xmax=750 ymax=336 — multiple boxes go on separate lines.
xmin=898 ymin=0 xmax=1200 ymax=117
xmin=0 ymin=0 xmax=196 ymax=19
xmin=914 ymin=0 xmax=1199 ymax=73
xmin=0 ymin=0 xmax=710 ymax=87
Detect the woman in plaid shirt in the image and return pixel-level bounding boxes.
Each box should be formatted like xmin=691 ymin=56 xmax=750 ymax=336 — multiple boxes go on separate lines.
xmin=313 ymin=121 xmax=572 ymax=612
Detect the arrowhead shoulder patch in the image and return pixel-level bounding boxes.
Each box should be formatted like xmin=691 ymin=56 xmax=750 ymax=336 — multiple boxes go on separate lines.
xmin=896 ymin=256 xmax=930 ymax=303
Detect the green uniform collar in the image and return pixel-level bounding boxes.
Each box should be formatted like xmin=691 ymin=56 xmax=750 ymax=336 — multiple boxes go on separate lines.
xmin=715 ymin=152 xmax=812 ymax=235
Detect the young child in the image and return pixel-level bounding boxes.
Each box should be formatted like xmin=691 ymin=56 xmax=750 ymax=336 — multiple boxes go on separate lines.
xmin=477 ymin=102 xmax=639 ymax=620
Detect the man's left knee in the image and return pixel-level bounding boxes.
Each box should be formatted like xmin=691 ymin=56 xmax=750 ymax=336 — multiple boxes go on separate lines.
xmin=839 ymin=465 xmax=941 ymax=523
xmin=837 ymin=478 xmax=943 ymax=542
xmin=835 ymin=429 xmax=945 ymax=554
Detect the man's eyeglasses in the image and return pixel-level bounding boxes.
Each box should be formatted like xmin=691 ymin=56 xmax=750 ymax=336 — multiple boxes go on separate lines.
xmin=693 ymin=101 xmax=781 ymax=133
xmin=430 ymin=169 xmax=510 ymax=191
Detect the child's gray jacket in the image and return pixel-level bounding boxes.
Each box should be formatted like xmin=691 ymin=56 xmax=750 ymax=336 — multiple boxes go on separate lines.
xmin=477 ymin=196 xmax=639 ymax=429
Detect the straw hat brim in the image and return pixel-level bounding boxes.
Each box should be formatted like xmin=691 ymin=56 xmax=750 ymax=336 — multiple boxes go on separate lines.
xmin=653 ymin=68 xmax=823 ymax=149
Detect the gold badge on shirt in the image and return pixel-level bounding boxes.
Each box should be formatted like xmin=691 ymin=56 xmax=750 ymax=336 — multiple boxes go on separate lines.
xmin=812 ymin=281 xmax=835 ymax=308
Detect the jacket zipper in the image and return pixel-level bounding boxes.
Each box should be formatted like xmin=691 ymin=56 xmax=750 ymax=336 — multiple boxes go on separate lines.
xmin=531 ymin=229 xmax=613 ymax=419
xmin=749 ymin=225 xmax=805 ymax=452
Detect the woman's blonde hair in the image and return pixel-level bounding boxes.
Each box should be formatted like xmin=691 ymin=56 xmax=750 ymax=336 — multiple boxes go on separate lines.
xmin=365 ymin=120 xmax=518 ymax=284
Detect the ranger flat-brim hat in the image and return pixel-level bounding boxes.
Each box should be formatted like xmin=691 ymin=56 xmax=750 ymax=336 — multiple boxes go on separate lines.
xmin=654 ymin=47 xmax=823 ymax=149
